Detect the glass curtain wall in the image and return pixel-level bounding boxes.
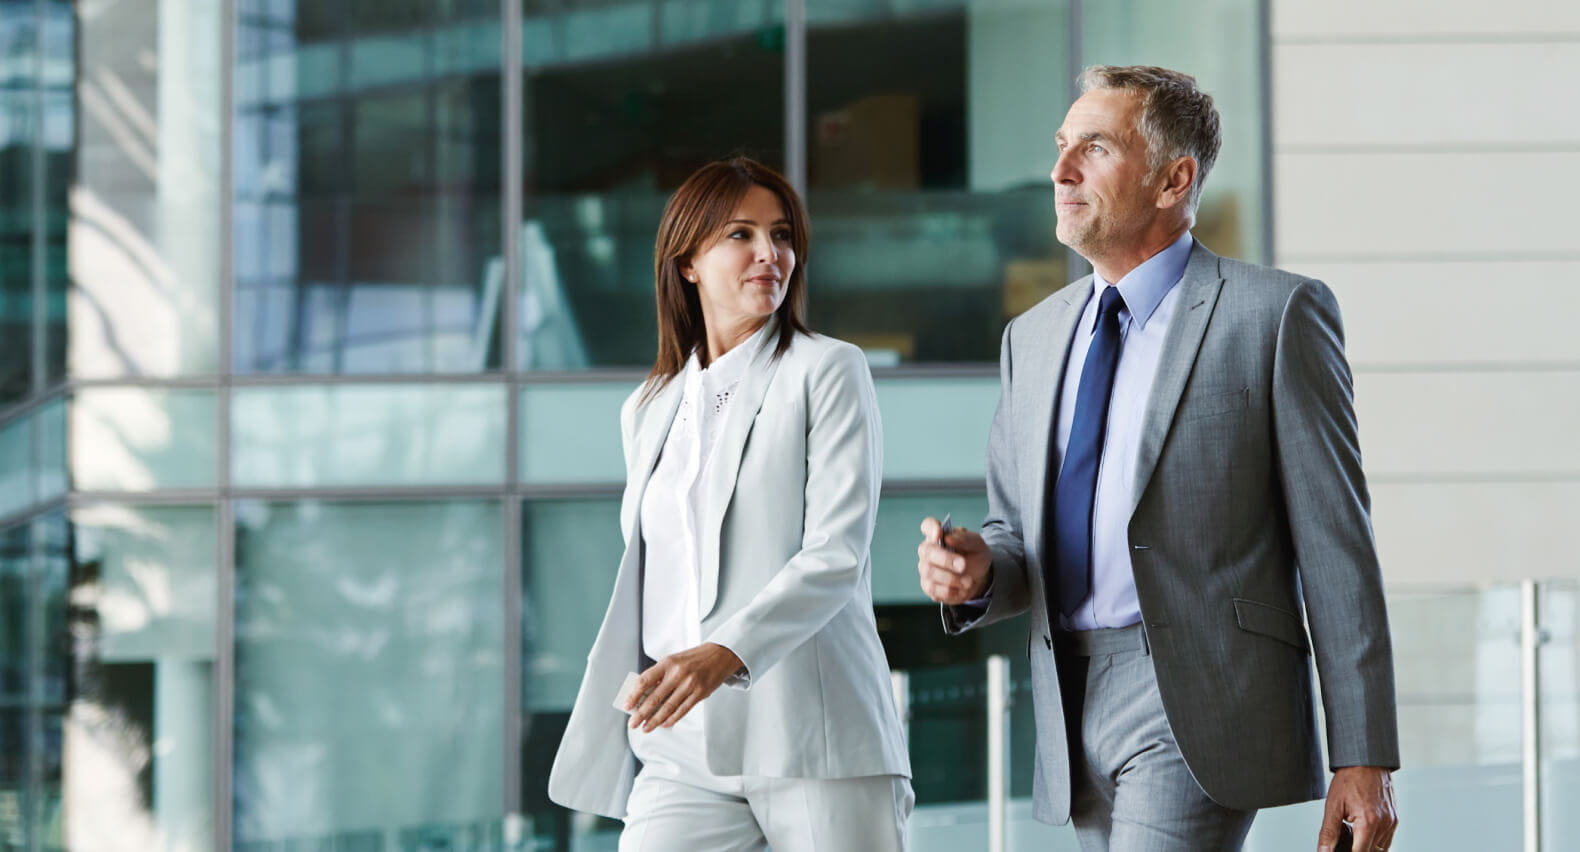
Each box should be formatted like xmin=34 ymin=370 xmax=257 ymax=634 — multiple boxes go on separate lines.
xmin=1 ymin=0 xmax=1277 ymax=850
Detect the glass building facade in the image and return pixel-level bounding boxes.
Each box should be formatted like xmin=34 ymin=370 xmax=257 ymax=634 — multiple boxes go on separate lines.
xmin=8 ymin=2 xmax=1573 ymax=851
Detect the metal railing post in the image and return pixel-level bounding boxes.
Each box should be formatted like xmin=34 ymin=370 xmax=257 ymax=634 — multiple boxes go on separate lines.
xmin=987 ymin=654 xmax=1010 ymax=852
xmin=1520 ymin=579 xmax=1544 ymax=852
xmin=891 ymin=670 xmax=911 ymax=747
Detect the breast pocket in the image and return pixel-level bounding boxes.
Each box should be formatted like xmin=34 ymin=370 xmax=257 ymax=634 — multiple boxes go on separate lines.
xmin=1179 ymin=386 xmax=1250 ymax=423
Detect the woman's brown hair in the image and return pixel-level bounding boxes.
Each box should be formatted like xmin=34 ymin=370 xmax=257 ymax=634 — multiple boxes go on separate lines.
xmin=642 ymin=156 xmax=811 ymax=402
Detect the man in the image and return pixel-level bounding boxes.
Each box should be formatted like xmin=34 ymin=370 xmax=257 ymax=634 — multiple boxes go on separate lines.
xmin=917 ymin=65 xmax=1399 ymax=852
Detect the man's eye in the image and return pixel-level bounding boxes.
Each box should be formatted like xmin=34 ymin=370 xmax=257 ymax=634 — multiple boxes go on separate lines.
xmin=1089 ymin=144 xmax=1105 ymax=154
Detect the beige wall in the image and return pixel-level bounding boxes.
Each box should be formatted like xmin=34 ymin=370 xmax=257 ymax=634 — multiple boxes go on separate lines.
xmin=1271 ymin=0 xmax=1580 ymax=586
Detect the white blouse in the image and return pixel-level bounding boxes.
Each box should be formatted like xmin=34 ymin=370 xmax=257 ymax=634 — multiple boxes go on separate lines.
xmin=639 ymin=329 xmax=762 ymax=671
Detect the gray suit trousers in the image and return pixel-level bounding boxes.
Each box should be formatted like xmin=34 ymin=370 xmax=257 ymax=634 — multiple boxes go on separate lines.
xmin=1060 ymin=626 xmax=1256 ymax=852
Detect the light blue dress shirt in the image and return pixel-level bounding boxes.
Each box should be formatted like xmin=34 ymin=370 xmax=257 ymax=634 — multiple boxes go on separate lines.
xmin=1054 ymin=231 xmax=1193 ymax=631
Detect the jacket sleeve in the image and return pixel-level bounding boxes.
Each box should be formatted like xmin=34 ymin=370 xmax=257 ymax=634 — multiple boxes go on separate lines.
xmin=943 ymin=320 xmax=1032 ymax=634
xmin=705 ymin=342 xmax=883 ymax=682
xmin=1273 ymin=279 xmax=1401 ymax=770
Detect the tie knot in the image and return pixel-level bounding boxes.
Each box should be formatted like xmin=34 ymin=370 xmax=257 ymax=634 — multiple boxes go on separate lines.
xmin=1097 ymin=285 xmax=1126 ymax=320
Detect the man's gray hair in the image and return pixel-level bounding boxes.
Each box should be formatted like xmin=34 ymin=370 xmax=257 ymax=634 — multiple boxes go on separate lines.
xmin=1078 ymin=65 xmax=1222 ymax=218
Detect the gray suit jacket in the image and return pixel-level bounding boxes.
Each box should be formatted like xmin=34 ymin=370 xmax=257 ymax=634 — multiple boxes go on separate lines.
xmin=549 ymin=327 xmax=910 ymax=819
xmin=947 ymin=242 xmax=1399 ymax=823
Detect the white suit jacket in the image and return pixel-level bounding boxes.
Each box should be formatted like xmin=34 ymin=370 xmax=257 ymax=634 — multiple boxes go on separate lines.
xmin=547 ymin=326 xmax=911 ymax=819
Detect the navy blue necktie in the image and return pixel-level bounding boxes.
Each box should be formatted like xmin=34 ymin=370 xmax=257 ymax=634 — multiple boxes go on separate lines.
xmin=1051 ymin=285 xmax=1126 ymax=617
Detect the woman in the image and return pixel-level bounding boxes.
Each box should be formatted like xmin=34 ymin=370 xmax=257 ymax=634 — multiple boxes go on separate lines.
xmin=548 ymin=157 xmax=912 ymax=851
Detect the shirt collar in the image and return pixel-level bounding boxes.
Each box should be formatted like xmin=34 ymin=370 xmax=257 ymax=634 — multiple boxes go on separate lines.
xmin=1089 ymin=231 xmax=1194 ymax=331
xmin=687 ymin=317 xmax=775 ymax=388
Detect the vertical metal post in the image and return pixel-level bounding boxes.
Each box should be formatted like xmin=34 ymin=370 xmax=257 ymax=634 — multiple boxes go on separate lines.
xmin=1255 ymin=0 xmax=1275 ymax=266
xmin=216 ymin=1 xmax=238 ymax=849
xmin=986 ymin=655 xmax=1010 ymax=852
xmin=1521 ymin=579 xmax=1542 ymax=852
xmin=501 ymin=0 xmax=526 ymax=825
xmin=783 ymin=0 xmax=807 ymax=197
xmin=1063 ymin=0 xmax=1089 ymax=282
xmin=890 ymin=670 xmax=910 ymax=746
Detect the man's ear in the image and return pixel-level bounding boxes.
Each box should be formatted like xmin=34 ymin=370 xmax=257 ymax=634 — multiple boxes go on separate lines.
xmin=1156 ymin=156 xmax=1198 ymax=210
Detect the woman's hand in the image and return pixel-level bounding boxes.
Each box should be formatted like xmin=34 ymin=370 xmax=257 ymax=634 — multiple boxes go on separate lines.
xmin=626 ymin=643 xmax=744 ymax=733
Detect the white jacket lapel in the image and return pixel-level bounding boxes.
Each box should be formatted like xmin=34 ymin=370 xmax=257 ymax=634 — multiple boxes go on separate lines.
xmin=698 ymin=326 xmax=784 ymax=619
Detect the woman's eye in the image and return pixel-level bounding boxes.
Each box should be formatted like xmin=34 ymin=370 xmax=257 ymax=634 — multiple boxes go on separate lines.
xmin=773 ymin=229 xmax=792 ymax=242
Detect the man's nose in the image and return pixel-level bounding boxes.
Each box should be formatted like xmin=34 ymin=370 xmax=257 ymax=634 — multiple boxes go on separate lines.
xmin=1051 ymin=152 xmax=1078 ymax=184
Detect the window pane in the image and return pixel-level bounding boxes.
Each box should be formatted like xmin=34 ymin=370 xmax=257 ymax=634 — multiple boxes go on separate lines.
xmin=516 ymin=0 xmax=785 ymax=369
xmin=0 ymin=0 xmax=33 ymax=405
xmin=1081 ymin=0 xmax=1266 ymax=263
xmin=71 ymin=389 xmax=218 ymax=492
xmin=519 ymin=383 xmax=625 ymax=484
xmin=33 ymin=511 xmax=63 ymax=847
xmin=0 ymin=522 xmax=25 ymax=705
xmin=234 ymin=500 xmax=504 ymax=847
xmin=805 ymin=0 xmax=1070 ymax=365
xmin=57 ymin=505 xmax=216 ymax=852
xmin=519 ymin=497 xmax=622 ymax=848
xmin=870 ymin=490 xmax=988 ymax=604
xmin=234 ymin=1 xmax=504 ymax=374
xmin=232 ymin=384 xmax=506 ymax=488
xmin=874 ymin=376 xmax=998 ymax=481
xmin=70 ymin=0 xmax=220 ymax=378
xmin=0 ymin=415 xmax=30 ymax=518
xmin=39 ymin=0 xmax=68 ymax=389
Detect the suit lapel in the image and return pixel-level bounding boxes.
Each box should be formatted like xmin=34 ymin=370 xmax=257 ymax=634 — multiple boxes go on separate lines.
xmin=1129 ymin=244 xmax=1225 ymax=517
xmin=621 ymin=378 xmax=684 ymax=545
xmin=1023 ymin=280 xmax=1090 ymax=560
xmin=698 ymin=328 xmax=784 ymax=619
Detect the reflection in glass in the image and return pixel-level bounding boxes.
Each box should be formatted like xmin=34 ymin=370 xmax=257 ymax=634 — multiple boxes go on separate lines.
xmin=805 ymin=0 xmax=1069 ymax=365
xmin=234 ymin=500 xmax=503 ymax=848
xmin=50 ymin=505 xmax=216 ymax=852
xmin=1541 ymin=580 xmax=1577 ymax=846
xmin=0 ymin=522 xmax=25 ymax=703
xmin=0 ymin=415 xmax=30 ymax=519
xmin=234 ymin=1 xmax=503 ymax=374
xmin=70 ymin=388 xmax=218 ymax=492
xmin=519 ymin=498 xmax=623 ymax=849
xmin=232 ymin=384 xmax=505 ymax=488
xmin=0 ymin=0 xmax=35 ymax=404
xmin=70 ymin=0 xmax=219 ymax=378
xmin=518 ymin=0 xmax=784 ymax=369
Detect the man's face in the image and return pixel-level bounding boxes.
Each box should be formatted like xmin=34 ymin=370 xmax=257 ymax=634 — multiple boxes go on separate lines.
xmin=1051 ymin=88 xmax=1161 ymax=260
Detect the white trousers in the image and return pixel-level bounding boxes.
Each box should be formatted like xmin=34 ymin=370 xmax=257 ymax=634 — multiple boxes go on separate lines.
xmin=620 ymin=720 xmax=913 ymax=852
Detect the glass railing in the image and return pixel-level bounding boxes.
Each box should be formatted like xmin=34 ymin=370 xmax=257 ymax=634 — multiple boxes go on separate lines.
xmin=886 ymin=578 xmax=1578 ymax=852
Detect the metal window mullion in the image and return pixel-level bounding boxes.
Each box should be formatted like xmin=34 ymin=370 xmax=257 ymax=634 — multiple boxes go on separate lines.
xmin=216 ymin=0 xmax=238 ymax=848
xmin=29 ymin=0 xmax=47 ymax=399
xmin=501 ymin=0 xmax=525 ymax=823
xmin=1063 ymin=0 xmax=1089 ymax=282
xmin=1256 ymin=0 xmax=1275 ymax=265
xmin=783 ymin=0 xmax=806 ymax=197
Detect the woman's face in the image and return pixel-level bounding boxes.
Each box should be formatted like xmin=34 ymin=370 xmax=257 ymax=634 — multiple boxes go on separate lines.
xmin=682 ymin=185 xmax=795 ymax=334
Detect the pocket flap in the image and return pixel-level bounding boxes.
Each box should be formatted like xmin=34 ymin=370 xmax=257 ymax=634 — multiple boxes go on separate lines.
xmin=1233 ymin=598 xmax=1310 ymax=653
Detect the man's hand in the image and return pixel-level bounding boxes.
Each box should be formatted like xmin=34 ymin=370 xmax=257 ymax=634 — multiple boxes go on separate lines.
xmin=1319 ymin=766 xmax=1397 ymax=851
xmin=626 ymin=643 xmax=743 ymax=733
xmin=917 ymin=517 xmax=993 ymax=605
